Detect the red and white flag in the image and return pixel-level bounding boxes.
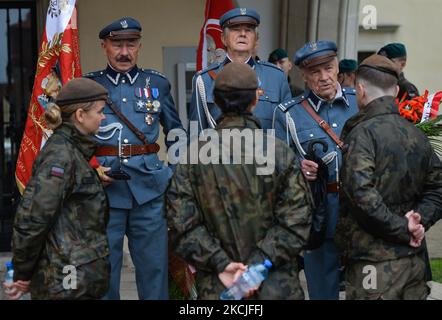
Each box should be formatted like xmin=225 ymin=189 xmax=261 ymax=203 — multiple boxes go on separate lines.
xmin=196 ymin=0 xmax=236 ymax=71
xmin=421 ymin=91 xmax=442 ymax=123
xmin=15 ymin=0 xmax=82 ymax=193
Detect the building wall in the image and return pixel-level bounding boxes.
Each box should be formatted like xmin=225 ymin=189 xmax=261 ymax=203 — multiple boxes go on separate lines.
xmin=237 ymin=0 xmax=281 ymax=61
xmin=77 ymin=0 xmax=205 ymax=73
xmin=359 ymin=0 xmax=442 ymax=93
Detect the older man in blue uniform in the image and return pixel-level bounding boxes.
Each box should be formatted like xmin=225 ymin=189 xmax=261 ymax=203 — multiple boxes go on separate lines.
xmin=273 ymin=41 xmax=358 ymax=300
xmin=189 ymin=8 xmax=291 ymax=133
xmin=85 ymin=17 xmax=184 ymax=300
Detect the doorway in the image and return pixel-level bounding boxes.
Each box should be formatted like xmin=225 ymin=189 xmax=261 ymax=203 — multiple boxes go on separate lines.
xmin=0 ymin=1 xmax=37 ymax=251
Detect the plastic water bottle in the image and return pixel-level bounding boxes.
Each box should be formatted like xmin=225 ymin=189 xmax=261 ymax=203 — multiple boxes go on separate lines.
xmin=220 ymin=259 xmax=272 ymax=300
xmin=4 ymin=261 xmax=14 ymax=296
xmin=3 ymin=261 xmax=29 ymax=300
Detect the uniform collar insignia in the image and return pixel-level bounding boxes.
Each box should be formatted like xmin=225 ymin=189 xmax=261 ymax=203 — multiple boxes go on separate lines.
xmin=105 ymin=64 xmax=139 ymax=86
xmin=334 ymin=83 xmax=350 ymax=107
xmin=307 ymin=83 xmax=349 ymax=111
xmin=127 ymin=66 xmax=140 ymax=84
xmin=224 ymin=55 xmax=255 ymax=69
xmin=307 ymin=90 xmax=324 ymax=112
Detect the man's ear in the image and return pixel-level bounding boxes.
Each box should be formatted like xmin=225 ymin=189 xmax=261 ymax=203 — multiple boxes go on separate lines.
xmin=221 ymin=31 xmax=227 ymax=47
xmin=357 ymin=82 xmax=365 ymax=97
xmin=338 ymin=73 xmax=344 ymax=83
xmin=300 ymin=68 xmax=308 ymax=83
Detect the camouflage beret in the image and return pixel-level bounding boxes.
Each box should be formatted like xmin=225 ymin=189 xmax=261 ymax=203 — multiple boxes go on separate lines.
xmin=378 ymin=43 xmax=407 ymax=59
xmin=358 ymin=54 xmax=401 ymax=79
xmin=56 ymin=78 xmax=108 ymax=106
xmin=215 ymin=62 xmax=258 ymax=92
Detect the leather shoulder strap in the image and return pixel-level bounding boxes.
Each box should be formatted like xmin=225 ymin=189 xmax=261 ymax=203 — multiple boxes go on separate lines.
xmin=208 ymin=70 xmax=217 ymax=80
xmin=301 ymin=100 xmax=345 ymax=150
xmin=106 ymin=99 xmax=149 ymax=145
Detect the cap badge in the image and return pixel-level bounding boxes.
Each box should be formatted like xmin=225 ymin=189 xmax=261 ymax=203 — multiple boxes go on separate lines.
xmin=310 ymin=42 xmax=318 ymax=51
xmin=240 ymin=8 xmax=247 ymax=15
xmin=120 ymin=20 xmax=128 ymax=29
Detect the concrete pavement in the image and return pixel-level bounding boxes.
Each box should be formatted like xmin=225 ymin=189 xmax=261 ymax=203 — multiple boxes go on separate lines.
xmin=1 ymin=226 xmax=442 ymax=300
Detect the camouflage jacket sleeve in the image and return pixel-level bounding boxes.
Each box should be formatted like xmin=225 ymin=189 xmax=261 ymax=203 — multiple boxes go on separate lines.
xmin=252 ymin=160 xmax=313 ymax=268
xmin=12 ymin=156 xmax=72 ymax=281
xmin=342 ymin=128 xmax=410 ymax=245
xmin=414 ymin=152 xmax=442 ymax=229
xmin=166 ymin=164 xmax=232 ymax=274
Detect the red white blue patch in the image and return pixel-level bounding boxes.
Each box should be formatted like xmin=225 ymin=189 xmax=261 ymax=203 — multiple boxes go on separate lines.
xmin=50 ymin=166 xmax=65 ymax=178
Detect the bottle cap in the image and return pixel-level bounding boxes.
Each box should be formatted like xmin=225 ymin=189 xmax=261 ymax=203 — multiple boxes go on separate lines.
xmin=5 ymin=261 xmax=13 ymax=270
xmin=263 ymin=259 xmax=272 ymax=269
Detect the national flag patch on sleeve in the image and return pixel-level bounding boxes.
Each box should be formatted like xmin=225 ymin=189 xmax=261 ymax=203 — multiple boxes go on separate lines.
xmin=50 ymin=166 xmax=65 ymax=178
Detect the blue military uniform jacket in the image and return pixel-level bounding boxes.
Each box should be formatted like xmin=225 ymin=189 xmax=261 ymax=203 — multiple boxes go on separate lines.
xmin=85 ymin=65 xmax=184 ymax=209
xmin=273 ymin=85 xmax=358 ymax=238
xmin=189 ymin=57 xmax=292 ymax=132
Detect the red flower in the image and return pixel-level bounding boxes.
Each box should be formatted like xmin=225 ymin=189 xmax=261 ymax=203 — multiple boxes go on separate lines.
xmin=397 ymin=90 xmax=429 ymax=124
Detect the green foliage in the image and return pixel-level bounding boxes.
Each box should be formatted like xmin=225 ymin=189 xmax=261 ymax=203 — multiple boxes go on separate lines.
xmin=416 ymin=115 xmax=442 ymax=136
xmin=431 ymin=259 xmax=442 ymax=283
xmin=417 ymin=116 xmax=442 ymax=158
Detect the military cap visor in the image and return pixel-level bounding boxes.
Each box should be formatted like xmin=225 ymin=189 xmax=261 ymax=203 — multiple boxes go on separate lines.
xmin=222 ymin=16 xmax=259 ymax=28
xmin=298 ymin=51 xmax=337 ymax=69
xmin=101 ymin=29 xmax=141 ymax=40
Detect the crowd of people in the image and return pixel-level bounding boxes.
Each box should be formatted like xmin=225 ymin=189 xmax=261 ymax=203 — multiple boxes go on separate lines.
xmin=3 ymin=7 xmax=442 ymax=300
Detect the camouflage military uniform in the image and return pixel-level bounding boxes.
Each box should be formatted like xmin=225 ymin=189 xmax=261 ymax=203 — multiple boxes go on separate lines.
xmin=12 ymin=123 xmax=110 ymax=299
xmin=336 ymin=96 xmax=442 ymax=299
xmin=166 ymin=114 xmax=313 ymax=300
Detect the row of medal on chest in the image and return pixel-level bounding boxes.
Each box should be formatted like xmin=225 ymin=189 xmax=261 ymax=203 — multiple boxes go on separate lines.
xmin=135 ymin=87 xmax=160 ymax=125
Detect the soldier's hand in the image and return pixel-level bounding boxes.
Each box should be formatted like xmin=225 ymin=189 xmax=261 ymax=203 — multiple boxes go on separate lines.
xmin=218 ymin=262 xmax=247 ymax=289
xmin=406 ymin=210 xmax=425 ymax=247
xmin=3 ymin=281 xmax=23 ymax=300
xmin=98 ymin=166 xmax=114 ymax=187
xmin=406 ymin=210 xmax=421 ymax=224
xmin=409 ymin=229 xmax=424 ymax=248
xmin=15 ymin=280 xmax=30 ymax=293
xmin=301 ymin=159 xmax=318 ymax=181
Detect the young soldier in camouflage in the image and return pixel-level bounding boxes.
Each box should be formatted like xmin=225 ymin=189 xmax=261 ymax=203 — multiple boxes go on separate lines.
xmin=5 ymin=78 xmax=110 ymax=299
xmin=167 ymin=62 xmax=313 ymax=300
xmin=336 ymin=54 xmax=442 ymax=300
